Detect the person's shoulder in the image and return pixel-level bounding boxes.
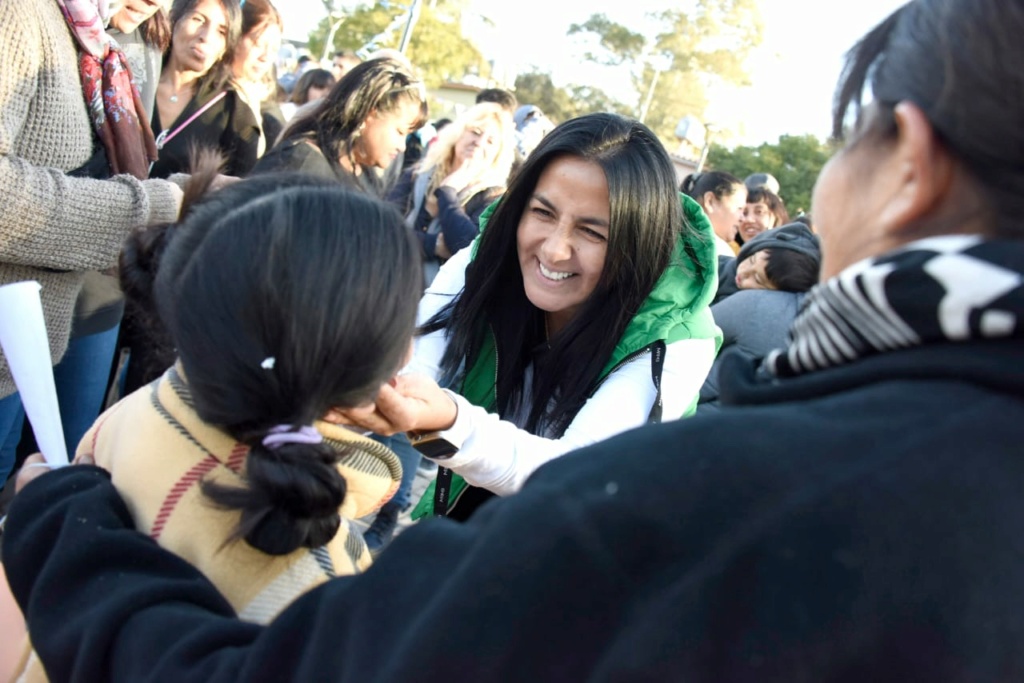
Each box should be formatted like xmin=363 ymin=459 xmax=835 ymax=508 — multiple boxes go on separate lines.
xmin=714 ymin=288 xmax=800 ymax=314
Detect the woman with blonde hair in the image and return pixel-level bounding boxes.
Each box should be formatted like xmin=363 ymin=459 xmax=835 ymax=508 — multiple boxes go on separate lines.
xmin=388 ymin=102 xmax=516 ymax=285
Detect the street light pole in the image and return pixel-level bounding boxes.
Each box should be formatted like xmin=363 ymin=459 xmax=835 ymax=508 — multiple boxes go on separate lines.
xmin=638 ymin=67 xmax=662 ymax=124
xmin=695 ymin=123 xmax=717 ymax=173
xmin=322 ymin=11 xmax=347 ymax=63
xmin=398 ymin=0 xmax=422 ymax=53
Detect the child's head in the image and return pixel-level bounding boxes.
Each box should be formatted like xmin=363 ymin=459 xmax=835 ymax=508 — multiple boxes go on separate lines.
xmin=734 ymin=223 xmax=821 ymax=293
xmin=125 ymin=173 xmax=422 ymax=554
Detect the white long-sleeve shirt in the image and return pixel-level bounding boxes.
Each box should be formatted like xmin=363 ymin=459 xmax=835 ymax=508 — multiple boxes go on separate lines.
xmin=405 ymin=246 xmax=717 ymax=496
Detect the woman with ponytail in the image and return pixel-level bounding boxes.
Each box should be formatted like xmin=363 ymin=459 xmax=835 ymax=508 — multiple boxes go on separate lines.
xmin=117 ymin=171 xmax=418 ymax=563
xmin=8 ymin=170 xmax=421 ymax=677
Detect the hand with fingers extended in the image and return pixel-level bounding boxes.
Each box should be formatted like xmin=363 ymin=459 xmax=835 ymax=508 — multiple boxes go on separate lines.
xmin=330 ymin=374 xmax=458 ymax=437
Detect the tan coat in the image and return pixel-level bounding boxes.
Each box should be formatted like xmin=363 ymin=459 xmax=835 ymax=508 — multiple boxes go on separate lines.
xmin=14 ymin=366 xmax=402 ymax=681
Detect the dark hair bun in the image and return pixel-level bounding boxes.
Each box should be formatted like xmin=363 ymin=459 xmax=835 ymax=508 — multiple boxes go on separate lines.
xmin=205 ymin=441 xmax=347 ymax=556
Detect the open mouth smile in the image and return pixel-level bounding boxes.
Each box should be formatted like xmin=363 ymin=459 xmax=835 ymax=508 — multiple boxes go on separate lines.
xmin=539 ymin=261 xmax=575 ymax=282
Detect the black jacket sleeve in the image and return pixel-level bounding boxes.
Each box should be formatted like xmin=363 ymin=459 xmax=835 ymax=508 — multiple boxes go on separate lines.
xmin=2 ymin=466 xmax=627 ymax=682
xmin=434 ymin=186 xmax=502 ymax=255
xmin=220 ymin=93 xmax=261 ymax=177
xmin=384 ymin=168 xmax=416 ymax=215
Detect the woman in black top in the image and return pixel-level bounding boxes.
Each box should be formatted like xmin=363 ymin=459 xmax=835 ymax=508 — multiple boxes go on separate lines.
xmin=150 ymin=0 xmax=259 ymax=178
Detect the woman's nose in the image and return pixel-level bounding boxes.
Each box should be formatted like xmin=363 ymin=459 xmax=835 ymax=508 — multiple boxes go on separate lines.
xmin=540 ymin=227 xmax=572 ymax=261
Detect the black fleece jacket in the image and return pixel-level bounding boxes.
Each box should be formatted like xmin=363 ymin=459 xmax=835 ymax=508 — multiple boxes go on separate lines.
xmin=5 ymin=339 xmax=1024 ymax=682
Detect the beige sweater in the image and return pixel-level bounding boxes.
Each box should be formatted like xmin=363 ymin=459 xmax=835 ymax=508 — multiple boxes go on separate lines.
xmin=14 ymin=365 xmax=403 ymax=682
xmin=0 ymin=0 xmax=182 ymax=398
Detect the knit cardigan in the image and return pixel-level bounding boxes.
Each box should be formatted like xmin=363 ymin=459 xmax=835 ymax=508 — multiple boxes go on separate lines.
xmin=0 ymin=0 xmax=182 ymax=399
xmin=13 ymin=364 xmax=402 ymax=682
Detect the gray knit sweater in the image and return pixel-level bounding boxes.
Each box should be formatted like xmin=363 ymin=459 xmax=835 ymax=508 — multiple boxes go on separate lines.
xmin=0 ymin=0 xmax=182 ymax=399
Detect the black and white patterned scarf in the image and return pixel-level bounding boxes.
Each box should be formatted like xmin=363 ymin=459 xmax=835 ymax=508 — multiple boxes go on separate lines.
xmin=766 ymin=235 xmax=1024 ymax=378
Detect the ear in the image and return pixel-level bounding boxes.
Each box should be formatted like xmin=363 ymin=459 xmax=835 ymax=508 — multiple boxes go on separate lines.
xmin=702 ymin=191 xmax=717 ymax=214
xmin=877 ymin=101 xmax=956 ymax=236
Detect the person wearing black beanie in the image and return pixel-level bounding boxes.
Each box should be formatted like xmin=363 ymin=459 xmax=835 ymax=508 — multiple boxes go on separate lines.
xmin=716 ymin=222 xmax=821 ymax=302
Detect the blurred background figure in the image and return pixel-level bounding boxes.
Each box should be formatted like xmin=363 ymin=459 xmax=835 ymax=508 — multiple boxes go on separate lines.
xmin=107 ymin=0 xmax=172 ymax=115
xmin=278 ymin=53 xmax=315 ymax=94
xmin=513 ymin=104 xmax=555 ymax=161
xmin=744 ymin=172 xmax=780 ymax=196
xmin=737 ymin=186 xmax=789 ymax=246
xmin=680 ymin=171 xmax=747 ymax=262
xmin=278 ymin=67 xmax=335 ymax=125
xmin=290 ymin=68 xmax=336 ymax=108
xmin=387 ymin=102 xmax=516 ymax=287
xmin=475 ymin=87 xmax=517 ymax=114
xmin=331 ymin=49 xmax=361 ymax=81
xmin=230 ymin=0 xmax=282 ymax=160
xmin=253 ymin=58 xmax=425 ymax=193
xmin=699 ymin=223 xmax=820 ymax=410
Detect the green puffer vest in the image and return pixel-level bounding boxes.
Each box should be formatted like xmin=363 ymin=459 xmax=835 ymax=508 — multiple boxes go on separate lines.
xmin=411 ymin=193 xmax=722 ymax=519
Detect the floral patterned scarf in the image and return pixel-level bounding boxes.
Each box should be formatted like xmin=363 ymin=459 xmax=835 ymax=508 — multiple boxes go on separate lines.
xmin=56 ymin=0 xmax=158 ymax=179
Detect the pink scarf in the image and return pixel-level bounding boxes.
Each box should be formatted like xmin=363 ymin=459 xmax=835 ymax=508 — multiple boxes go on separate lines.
xmin=56 ymin=0 xmax=158 ymax=179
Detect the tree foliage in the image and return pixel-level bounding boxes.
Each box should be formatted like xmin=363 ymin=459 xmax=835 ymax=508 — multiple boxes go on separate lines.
xmin=512 ymin=71 xmax=630 ymax=124
xmin=307 ymin=1 xmax=486 ymax=88
xmin=568 ymin=0 xmax=764 ymax=143
xmin=708 ymin=134 xmax=836 ymax=215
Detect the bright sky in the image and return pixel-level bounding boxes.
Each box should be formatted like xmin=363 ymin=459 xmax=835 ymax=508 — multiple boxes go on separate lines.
xmin=282 ymin=0 xmax=907 ymax=146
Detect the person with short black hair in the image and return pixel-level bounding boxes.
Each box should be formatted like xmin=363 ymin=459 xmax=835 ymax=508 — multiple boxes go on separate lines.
xmin=475 ymin=87 xmax=517 ymax=113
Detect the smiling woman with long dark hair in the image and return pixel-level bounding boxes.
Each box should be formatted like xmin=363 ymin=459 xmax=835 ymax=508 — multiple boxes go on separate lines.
xmin=364 ymin=112 xmax=720 ymax=520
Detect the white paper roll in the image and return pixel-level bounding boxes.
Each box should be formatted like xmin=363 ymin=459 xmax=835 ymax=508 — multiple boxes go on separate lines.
xmin=0 ymin=281 xmax=68 ymax=466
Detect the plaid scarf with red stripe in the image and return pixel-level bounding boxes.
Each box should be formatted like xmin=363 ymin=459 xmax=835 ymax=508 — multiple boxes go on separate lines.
xmin=56 ymin=0 xmax=158 ymax=178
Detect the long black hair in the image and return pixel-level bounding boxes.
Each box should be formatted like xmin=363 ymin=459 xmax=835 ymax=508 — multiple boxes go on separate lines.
xmin=425 ymin=113 xmax=691 ymax=436
xmin=126 ymin=173 xmax=421 ymax=555
xmin=280 ymin=57 xmax=426 ymax=182
xmin=833 ymin=0 xmax=1024 ymax=236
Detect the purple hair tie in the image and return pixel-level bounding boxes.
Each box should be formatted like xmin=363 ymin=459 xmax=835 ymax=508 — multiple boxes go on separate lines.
xmin=262 ymin=425 xmax=323 ymax=450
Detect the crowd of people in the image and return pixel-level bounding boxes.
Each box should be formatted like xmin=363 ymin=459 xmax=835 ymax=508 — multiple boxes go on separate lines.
xmin=2 ymin=0 xmax=1024 ymax=679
